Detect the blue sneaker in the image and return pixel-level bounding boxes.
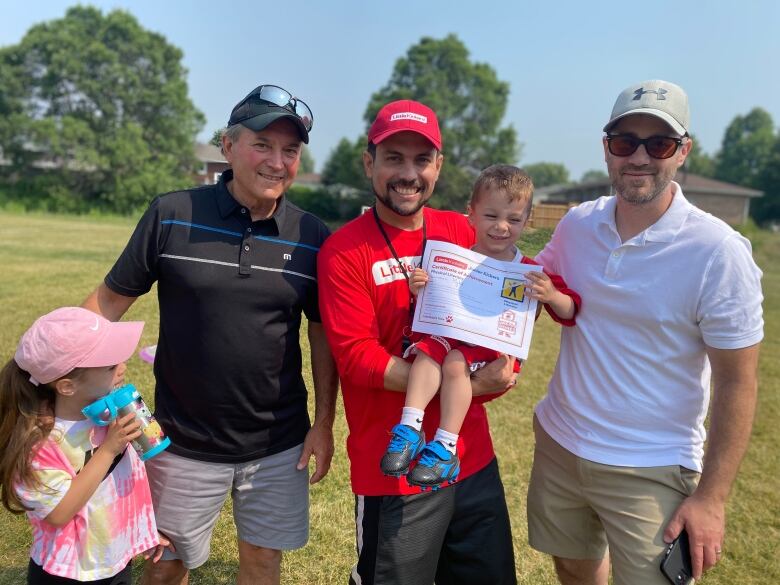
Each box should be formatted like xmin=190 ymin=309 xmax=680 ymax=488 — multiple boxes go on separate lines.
xmin=380 ymin=424 xmax=425 ymax=477
xmin=406 ymin=440 xmax=460 ymax=490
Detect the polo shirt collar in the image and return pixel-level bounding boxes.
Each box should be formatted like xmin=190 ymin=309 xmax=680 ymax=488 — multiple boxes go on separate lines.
xmin=598 ymin=181 xmax=691 ymax=244
xmin=644 ymin=182 xmax=690 ymax=243
xmin=216 ymin=168 xmax=288 ymax=231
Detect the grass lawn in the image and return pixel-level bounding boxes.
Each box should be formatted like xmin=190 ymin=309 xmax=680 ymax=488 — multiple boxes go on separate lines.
xmin=0 ymin=211 xmax=777 ymax=584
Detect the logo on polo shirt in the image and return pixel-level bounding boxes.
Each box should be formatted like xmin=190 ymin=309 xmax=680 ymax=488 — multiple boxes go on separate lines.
xmin=373 ymin=256 xmax=419 ymax=286
xmin=390 ymin=112 xmax=428 ymax=124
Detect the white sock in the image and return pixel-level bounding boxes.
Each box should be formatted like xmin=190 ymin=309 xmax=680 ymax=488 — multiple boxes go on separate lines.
xmin=400 ymin=407 xmax=424 ymax=431
xmin=434 ymin=428 xmax=459 ymax=454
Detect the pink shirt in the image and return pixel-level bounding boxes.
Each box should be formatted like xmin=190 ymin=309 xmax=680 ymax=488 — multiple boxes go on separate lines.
xmin=16 ymin=418 xmax=159 ymax=580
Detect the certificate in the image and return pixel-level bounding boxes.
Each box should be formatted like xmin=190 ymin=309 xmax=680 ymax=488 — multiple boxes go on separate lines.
xmin=411 ymin=240 xmax=542 ymax=359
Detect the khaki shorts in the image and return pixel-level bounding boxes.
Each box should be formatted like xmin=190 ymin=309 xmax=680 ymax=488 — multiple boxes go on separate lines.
xmin=527 ymin=417 xmax=699 ymax=585
xmin=145 ymin=444 xmax=309 ymax=569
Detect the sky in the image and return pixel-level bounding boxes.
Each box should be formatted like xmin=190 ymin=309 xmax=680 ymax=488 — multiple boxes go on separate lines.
xmin=2 ymin=1 xmax=779 ymax=179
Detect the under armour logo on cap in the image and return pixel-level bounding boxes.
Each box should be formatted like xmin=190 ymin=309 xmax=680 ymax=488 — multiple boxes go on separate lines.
xmin=604 ymin=79 xmax=690 ymax=136
xmin=633 ymin=87 xmax=668 ymax=101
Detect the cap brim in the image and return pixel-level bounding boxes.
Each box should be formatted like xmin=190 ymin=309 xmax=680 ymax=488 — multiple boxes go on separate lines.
xmin=81 ymin=321 xmax=145 ymax=368
xmin=241 ymin=111 xmax=310 ymax=144
xmin=371 ymin=127 xmax=441 ymax=151
xmin=603 ymin=109 xmax=686 ymax=136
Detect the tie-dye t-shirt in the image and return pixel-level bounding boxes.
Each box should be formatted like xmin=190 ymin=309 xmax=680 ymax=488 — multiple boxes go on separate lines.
xmin=15 ymin=418 xmax=159 ymax=580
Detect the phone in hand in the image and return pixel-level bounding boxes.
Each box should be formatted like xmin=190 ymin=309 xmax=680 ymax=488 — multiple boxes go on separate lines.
xmin=660 ymin=530 xmax=693 ymax=585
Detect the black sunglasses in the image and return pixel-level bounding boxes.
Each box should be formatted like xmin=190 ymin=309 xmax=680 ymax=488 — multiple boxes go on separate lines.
xmin=606 ymin=134 xmax=684 ymax=160
xmin=234 ymin=85 xmax=313 ymax=131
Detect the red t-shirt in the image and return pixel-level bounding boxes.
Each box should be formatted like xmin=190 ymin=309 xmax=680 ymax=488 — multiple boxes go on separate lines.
xmin=319 ymin=208 xmax=508 ymax=495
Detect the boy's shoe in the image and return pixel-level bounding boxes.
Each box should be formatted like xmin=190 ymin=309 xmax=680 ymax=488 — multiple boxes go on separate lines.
xmin=380 ymin=424 xmax=425 ymax=477
xmin=406 ymin=440 xmax=460 ymax=490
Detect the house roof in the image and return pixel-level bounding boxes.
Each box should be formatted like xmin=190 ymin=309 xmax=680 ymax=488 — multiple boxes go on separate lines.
xmin=195 ymin=143 xmax=227 ymax=163
xmin=537 ymin=171 xmax=763 ymax=199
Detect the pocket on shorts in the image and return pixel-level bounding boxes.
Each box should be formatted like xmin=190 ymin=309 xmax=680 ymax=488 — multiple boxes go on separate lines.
xmin=675 ymin=465 xmax=700 ymax=496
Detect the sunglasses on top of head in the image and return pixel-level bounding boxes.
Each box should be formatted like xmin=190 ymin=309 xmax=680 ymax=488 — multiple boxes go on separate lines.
xmin=236 ymin=84 xmax=313 ymax=131
xmin=606 ymin=134 xmax=684 ymax=160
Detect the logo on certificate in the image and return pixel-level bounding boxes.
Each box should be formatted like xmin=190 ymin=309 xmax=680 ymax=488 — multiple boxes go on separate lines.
xmin=501 ymin=278 xmax=525 ymax=302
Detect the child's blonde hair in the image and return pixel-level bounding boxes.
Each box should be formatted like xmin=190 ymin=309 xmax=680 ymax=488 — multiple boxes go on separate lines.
xmin=470 ymin=164 xmax=534 ymax=218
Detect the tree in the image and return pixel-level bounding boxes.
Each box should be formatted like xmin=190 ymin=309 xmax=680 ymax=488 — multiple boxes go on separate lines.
xmin=350 ymin=35 xmax=520 ymax=210
xmin=752 ymin=135 xmax=780 ymax=224
xmin=714 ymin=108 xmax=775 ymax=189
xmin=321 ymin=137 xmax=367 ymax=188
xmin=682 ymin=133 xmax=716 ymax=177
xmin=580 ymin=169 xmax=608 ymax=183
xmin=0 ymin=6 xmax=204 ymax=213
xmin=524 ymin=162 xmax=569 ymax=188
xmin=299 ymin=145 xmax=315 ymax=174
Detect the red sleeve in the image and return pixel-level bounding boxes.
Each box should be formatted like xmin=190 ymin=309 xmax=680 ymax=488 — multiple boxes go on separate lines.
xmin=317 ymin=238 xmax=391 ymax=392
xmin=521 ymin=256 xmax=581 ymax=327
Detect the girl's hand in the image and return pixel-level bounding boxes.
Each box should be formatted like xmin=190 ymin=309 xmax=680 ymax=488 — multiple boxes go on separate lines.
xmin=102 ymin=412 xmax=142 ymax=456
xmin=524 ymin=271 xmax=558 ymax=303
xmin=143 ymin=531 xmax=176 ymax=563
xmin=409 ymin=268 xmax=429 ymax=297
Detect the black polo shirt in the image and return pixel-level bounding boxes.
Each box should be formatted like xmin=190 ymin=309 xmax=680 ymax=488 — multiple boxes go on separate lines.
xmin=106 ymin=170 xmax=330 ymax=463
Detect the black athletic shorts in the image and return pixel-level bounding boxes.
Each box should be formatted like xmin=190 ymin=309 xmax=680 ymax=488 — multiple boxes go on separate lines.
xmin=351 ymin=457 xmax=516 ymax=585
xmin=27 ymin=559 xmax=131 ymax=584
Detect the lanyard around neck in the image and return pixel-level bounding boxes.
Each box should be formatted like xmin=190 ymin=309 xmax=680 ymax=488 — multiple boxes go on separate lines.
xmin=371 ymin=206 xmax=427 ymax=282
xmin=372 ymin=207 xmax=427 ymax=352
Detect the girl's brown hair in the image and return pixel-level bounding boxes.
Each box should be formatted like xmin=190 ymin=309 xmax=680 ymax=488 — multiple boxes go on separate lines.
xmin=0 ymin=359 xmax=58 ymax=513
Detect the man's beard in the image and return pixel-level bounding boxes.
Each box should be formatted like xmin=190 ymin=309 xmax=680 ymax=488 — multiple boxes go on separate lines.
xmin=373 ymin=180 xmax=431 ymax=217
xmin=609 ymin=164 xmax=676 ymax=206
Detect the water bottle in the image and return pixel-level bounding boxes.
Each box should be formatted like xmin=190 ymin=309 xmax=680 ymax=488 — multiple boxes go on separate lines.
xmin=82 ymin=384 xmax=171 ymax=461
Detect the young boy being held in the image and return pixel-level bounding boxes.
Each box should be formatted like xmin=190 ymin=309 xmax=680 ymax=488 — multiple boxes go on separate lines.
xmin=380 ymin=165 xmax=580 ymax=489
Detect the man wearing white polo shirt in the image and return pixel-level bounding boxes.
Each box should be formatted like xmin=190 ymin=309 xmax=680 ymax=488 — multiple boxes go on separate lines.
xmin=527 ymin=80 xmax=763 ymax=585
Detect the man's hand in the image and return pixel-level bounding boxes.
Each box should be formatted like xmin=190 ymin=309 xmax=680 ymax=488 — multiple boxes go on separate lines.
xmin=470 ymin=354 xmax=517 ymax=397
xmin=296 ymin=421 xmax=335 ymax=484
xmin=664 ymin=493 xmax=726 ymax=580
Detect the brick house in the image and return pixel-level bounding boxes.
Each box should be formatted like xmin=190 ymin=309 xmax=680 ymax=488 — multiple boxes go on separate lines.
xmin=194 ymin=143 xmax=230 ymax=185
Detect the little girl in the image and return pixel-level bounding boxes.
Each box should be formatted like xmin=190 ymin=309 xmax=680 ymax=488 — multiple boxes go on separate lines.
xmin=0 ymin=307 xmax=169 ymax=584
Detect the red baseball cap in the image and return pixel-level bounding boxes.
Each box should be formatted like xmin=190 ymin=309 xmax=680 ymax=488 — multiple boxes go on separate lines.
xmin=368 ymin=100 xmax=442 ymax=151
xmin=14 ymin=307 xmax=144 ymax=386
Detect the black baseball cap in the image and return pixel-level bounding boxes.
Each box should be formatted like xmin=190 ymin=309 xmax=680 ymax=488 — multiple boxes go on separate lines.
xmin=227 ymin=86 xmax=312 ymax=144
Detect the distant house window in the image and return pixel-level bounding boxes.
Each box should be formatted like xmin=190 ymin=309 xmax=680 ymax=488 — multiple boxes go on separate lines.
xmin=198 ymin=163 xmax=207 ymax=175
xmin=212 ymin=172 xmax=222 ymax=184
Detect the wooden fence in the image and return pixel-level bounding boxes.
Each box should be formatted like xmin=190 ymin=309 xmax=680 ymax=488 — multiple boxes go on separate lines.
xmin=528 ymin=203 xmax=577 ymax=229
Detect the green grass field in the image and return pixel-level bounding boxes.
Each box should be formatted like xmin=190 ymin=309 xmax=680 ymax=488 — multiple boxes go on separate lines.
xmin=0 ymin=211 xmax=777 ymax=584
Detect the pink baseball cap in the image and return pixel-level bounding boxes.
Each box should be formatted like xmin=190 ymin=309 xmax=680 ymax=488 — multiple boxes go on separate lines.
xmin=14 ymin=307 xmax=144 ymax=386
xmin=368 ymin=99 xmax=443 ymax=150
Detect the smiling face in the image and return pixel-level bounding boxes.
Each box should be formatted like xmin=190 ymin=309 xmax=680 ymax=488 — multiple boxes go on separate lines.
xmin=604 ymin=114 xmax=691 ymax=206
xmin=222 ymin=119 xmax=302 ymax=219
xmin=468 ymin=187 xmax=530 ymax=261
xmin=363 ymin=131 xmax=443 ymax=226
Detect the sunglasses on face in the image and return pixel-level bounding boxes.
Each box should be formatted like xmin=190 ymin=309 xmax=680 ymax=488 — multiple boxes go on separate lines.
xmin=606 ymin=134 xmax=684 ymax=160
xmin=236 ymin=84 xmax=313 ymax=131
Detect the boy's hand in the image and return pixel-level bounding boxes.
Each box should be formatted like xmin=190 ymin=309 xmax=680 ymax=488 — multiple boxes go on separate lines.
xmin=143 ymin=531 xmax=176 ymax=563
xmin=524 ymin=271 xmax=558 ymax=303
xmin=409 ymin=268 xmax=429 ymax=297
xmin=102 ymin=412 xmax=142 ymax=456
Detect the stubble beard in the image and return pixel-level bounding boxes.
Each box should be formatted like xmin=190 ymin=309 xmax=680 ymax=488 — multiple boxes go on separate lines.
xmin=610 ymin=164 xmax=676 ymax=206
xmin=373 ymin=181 xmax=431 ymax=217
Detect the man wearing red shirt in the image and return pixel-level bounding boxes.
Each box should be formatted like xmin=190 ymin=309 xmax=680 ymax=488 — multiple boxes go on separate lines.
xmin=318 ymin=100 xmax=517 ymax=585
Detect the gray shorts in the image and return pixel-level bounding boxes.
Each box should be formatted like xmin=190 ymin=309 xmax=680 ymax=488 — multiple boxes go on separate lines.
xmin=144 ymin=444 xmax=309 ymax=569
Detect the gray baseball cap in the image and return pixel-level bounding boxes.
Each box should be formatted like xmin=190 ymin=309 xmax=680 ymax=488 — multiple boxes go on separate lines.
xmin=604 ymin=80 xmax=690 ymax=136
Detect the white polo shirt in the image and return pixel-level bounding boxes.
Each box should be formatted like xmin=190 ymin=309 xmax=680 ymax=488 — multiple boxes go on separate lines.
xmin=534 ymin=184 xmax=764 ymax=471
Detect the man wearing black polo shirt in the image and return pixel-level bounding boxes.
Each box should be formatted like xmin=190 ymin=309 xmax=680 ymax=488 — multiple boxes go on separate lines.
xmin=82 ymin=85 xmax=338 ymax=585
